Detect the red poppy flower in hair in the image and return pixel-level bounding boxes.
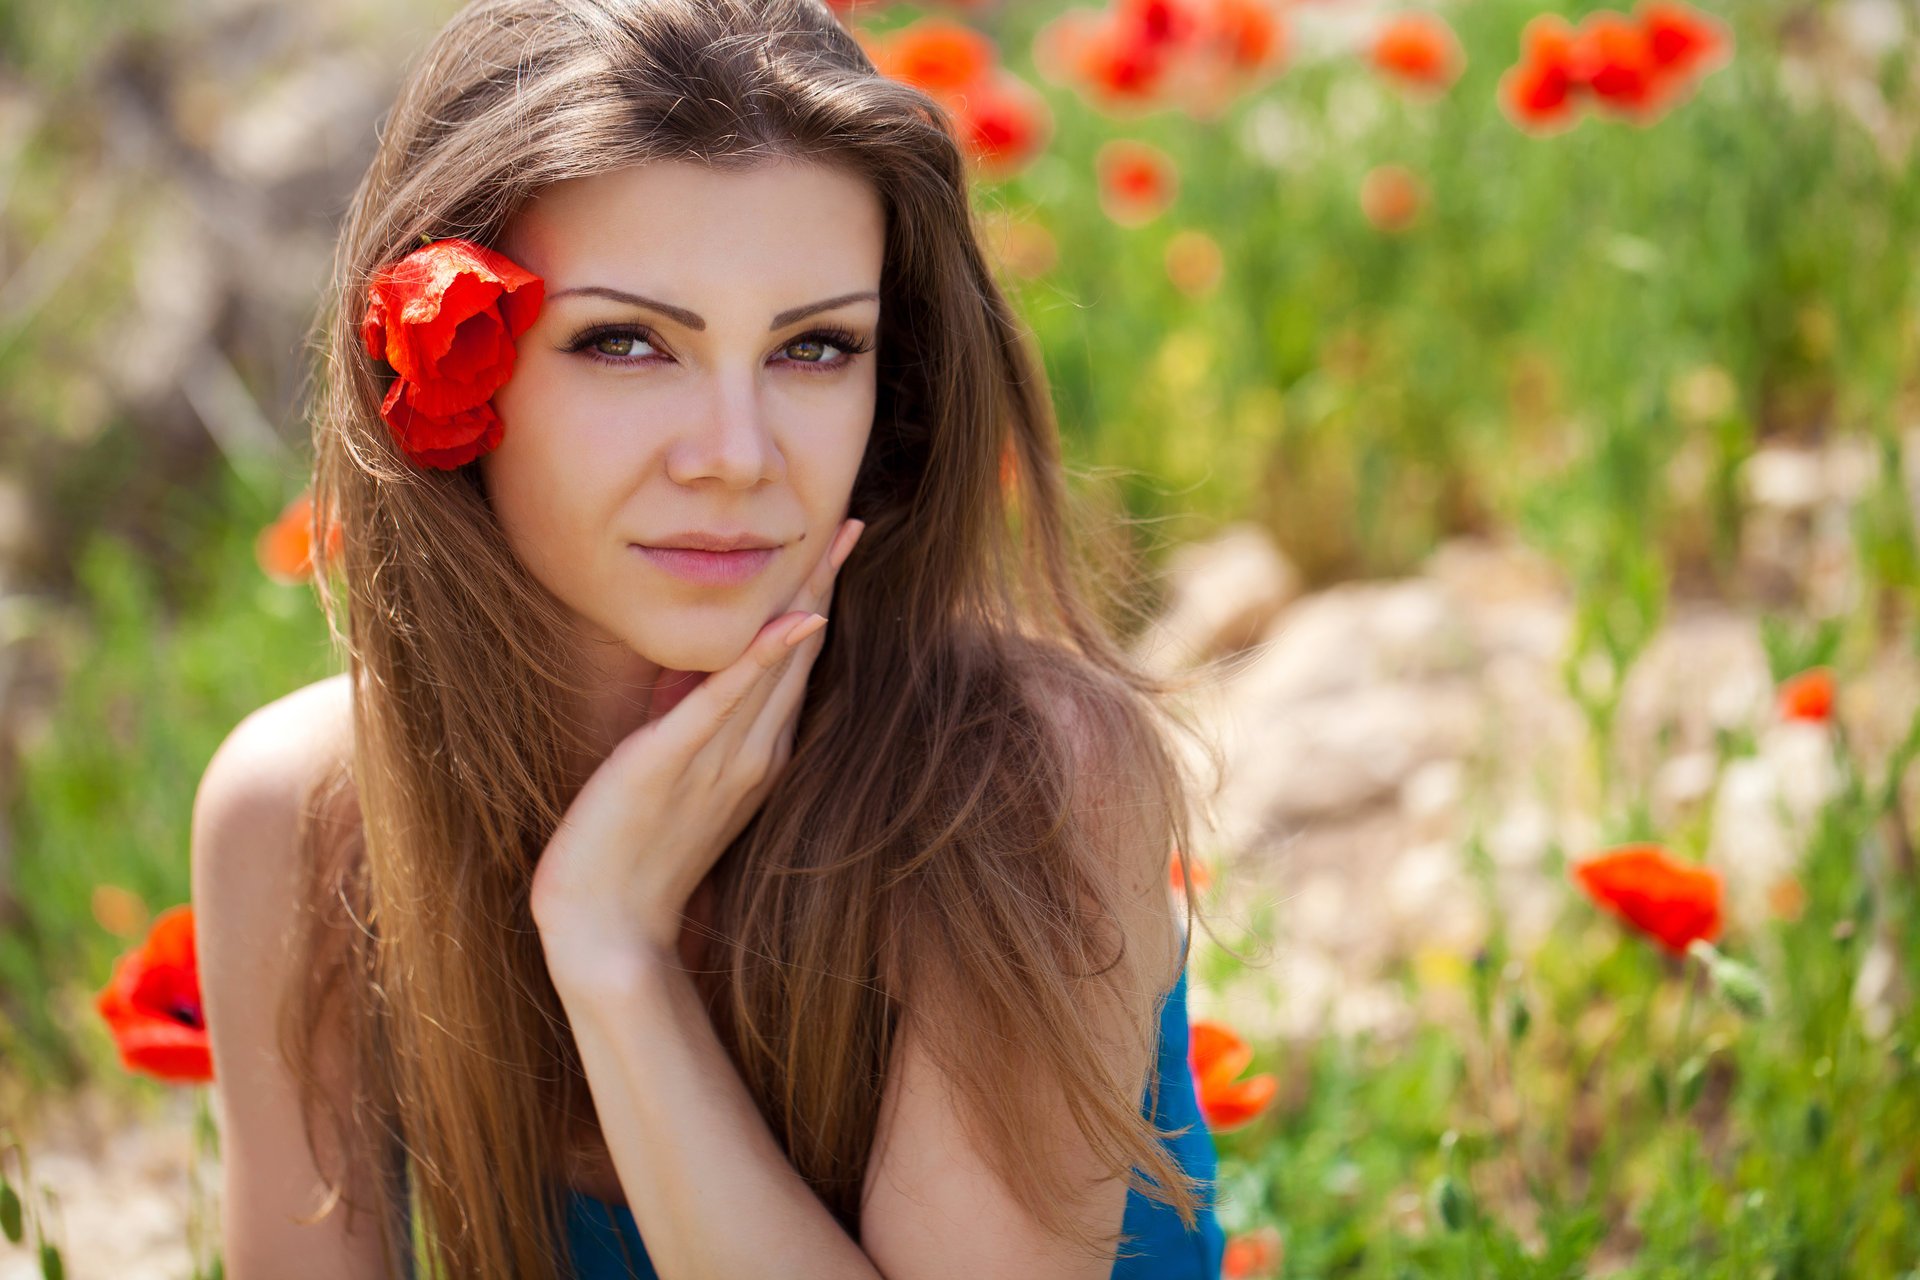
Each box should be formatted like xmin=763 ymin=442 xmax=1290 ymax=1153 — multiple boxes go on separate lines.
xmin=360 ymin=236 xmax=545 ymax=469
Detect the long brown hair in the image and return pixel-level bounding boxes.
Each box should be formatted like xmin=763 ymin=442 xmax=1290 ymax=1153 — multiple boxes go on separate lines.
xmin=284 ymin=1 xmax=1238 ymax=1275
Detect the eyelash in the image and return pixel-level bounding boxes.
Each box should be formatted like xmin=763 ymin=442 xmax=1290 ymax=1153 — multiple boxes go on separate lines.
xmin=561 ymin=323 xmax=875 ymax=372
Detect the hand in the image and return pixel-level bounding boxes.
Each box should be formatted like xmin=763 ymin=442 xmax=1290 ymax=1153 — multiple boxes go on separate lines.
xmin=529 ymin=516 xmax=866 ymax=984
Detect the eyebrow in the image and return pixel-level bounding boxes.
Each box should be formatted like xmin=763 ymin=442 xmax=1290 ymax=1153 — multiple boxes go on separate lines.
xmin=546 ymin=286 xmax=880 ymax=331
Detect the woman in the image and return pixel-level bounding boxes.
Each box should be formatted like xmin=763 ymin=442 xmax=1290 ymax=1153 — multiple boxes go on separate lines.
xmin=192 ymin=1 xmax=1232 ymax=1277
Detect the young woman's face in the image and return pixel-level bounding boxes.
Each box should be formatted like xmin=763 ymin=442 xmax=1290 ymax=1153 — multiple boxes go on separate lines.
xmin=486 ymin=158 xmax=884 ymax=677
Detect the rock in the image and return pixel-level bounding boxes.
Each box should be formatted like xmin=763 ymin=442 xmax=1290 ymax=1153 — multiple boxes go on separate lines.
xmin=1614 ymin=606 xmax=1773 ymax=782
xmin=1133 ymin=522 xmax=1301 ymax=676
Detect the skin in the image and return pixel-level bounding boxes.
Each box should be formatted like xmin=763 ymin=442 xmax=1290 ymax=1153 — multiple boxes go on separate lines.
xmin=483 ymin=157 xmax=885 ymax=756
xmin=484 ymin=158 xmax=1156 ymax=1278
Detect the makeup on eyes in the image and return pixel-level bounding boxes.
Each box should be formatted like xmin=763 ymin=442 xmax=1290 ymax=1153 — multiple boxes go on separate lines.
xmin=560 ymin=322 xmax=874 ymax=371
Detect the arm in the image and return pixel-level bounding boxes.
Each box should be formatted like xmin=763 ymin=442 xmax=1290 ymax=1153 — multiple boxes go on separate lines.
xmin=552 ymin=955 xmax=885 ymax=1280
xmin=545 ymin=686 xmax=1179 ymax=1280
xmin=858 ymin=691 xmax=1182 ymax=1280
xmin=193 ymin=679 xmax=395 ymax=1280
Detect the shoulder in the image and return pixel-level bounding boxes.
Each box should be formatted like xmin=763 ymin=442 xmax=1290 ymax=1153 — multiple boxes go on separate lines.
xmin=858 ymin=655 xmax=1186 ymax=1277
xmin=191 ymin=676 xmax=395 ymax=1277
xmin=190 ymin=673 xmax=355 ymax=964
xmin=1012 ymin=655 xmax=1183 ymax=977
xmin=195 ymin=673 xmax=354 ymax=842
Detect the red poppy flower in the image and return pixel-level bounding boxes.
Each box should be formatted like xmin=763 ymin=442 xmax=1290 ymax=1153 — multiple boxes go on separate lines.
xmin=1778 ymin=666 xmax=1836 ymax=722
xmin=1188 ymin=1018 xmax=1277 ymax=1131
xmin=1205 ymin=0 xmax=1284 ymax=73
xmin=381 ymin=393 xmax=508 ymax=471
xmin=868 ymin=17 xmax=997 ymax=97
xmin=1222 ymin=1224 xmax=1284 ymax=1279
xmin=95 ymin=903 xmax=213 ymax=1084
xmin=1155 ymin=0 xmax=1288 ymax=118
xmin=1039 ymin=0 xmax=1285 ymax=117
xmin=1570 ymin=843 xmax=1723 ymax=955
xmin=1168 ymin=847 xmax=1215 ymax=894
xmin=1097 ymin=139 xmax=1179 ymax=226
xmin=361 ymin=237 xmax=543 ymax=469
xmin=1498 ymin=14 xmax=1584 ymax=133
xmin=1042 ymin=7 xmax=1173 ymax=106
xmin=1638 ymin=0 xmax=1731 ymax=80
xmin=1499 ymin=3 xmax=1729 ymax=134
xmin=953 ymin=70 xmax=1054 ymax=179
xmin=1569 ymin=10 xmax=1668 ymax=118
xmin=1370 ymin=11 xmax=1465 ymax=95
xmin=256 ymin=489 xmax=345 ymax=583
xmin=1117 ymin=0 xmax=1206 ymax=51
xmin=866 ymin=18 xmax=1049 ymax=179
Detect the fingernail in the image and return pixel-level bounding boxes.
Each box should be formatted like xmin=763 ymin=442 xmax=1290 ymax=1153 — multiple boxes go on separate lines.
xmin=833 ymin=519 xmax=865 ymax=570
xmin=785 ymin=612 xmax=828 ymax=647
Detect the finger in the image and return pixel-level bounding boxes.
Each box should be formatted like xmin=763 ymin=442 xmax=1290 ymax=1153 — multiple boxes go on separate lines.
xmin=643 ymin=608 xmax=822 ymax=766
xmin=734 ymin=612 xmax=823 ymax=785
xmin=789 ymin=517 xmax=864 ymax=618
xmin=704 ymin=516 xmax=861 ymax=761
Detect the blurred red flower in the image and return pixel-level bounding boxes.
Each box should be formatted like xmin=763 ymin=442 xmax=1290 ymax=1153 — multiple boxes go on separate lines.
xmin=1767 ymin=874 xmax=1806 ymax=921
xmin=95 ymin=903 xmax=213 ymax=1085
xmin=953 ymin=72 xmax=1053 ymax=178
xmin=1778 ymin=666 xmax=1836 ymax=723
xmin=257 ymin=489 xmax=345 ymax=583
xmin=1641 ymin=0 xmax=1732 ymax=79
xmin=865 ymin=16 xmax=995 ymax=94
xmin=1037 ymin=8 xmax=1165 ymax=103
xmin=1359 ymin=164 xmax=1426 ymax=233
xmin=1036 ymin=0 xmax=1286 ymax=119
xmin=1369 ymin=12 xmax=1465 ymax=96
xmin=1097 ymin=138 xmax=1179 ymax=225
xmin=1571 ymin=11 xmax=1666 ymax=118
xmin=1164 ymin=228 xmax=1225 ymax=296
xmin=1222 ymin=1224 xmax=1285 ymax=1279
xmin=1499 ymin=13 xmax=1583 ymax=134
xmin=1499 ymin=1 xmax=1730 ymax=134
xmin=862 ymin=17 xmax=1051 ymax=177
xmin=1570 ymin=843 xmax=1724 ymax=956
xmin=1189 ymin=1017 xmax=1277 ymax=1131
xmin=1169 ymin=846 xmax=1215 ymax=894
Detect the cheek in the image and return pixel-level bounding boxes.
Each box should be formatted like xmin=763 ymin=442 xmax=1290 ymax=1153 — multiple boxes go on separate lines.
xmin=484 ymin=374 xmax=607 ymax=576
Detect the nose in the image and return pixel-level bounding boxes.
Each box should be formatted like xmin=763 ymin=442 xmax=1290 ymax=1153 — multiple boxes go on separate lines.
xmin=664 ymin=373 xmax=785 ymax=490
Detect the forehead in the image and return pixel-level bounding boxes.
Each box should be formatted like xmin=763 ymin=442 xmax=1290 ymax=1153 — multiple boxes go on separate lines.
xmin=501 ymin=158 xmax=885 ymax=296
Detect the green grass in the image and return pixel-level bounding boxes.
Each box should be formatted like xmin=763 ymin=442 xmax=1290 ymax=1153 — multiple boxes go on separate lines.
xmin=1 ymin=464 xmax=336 ymax=1093
xmin=3 ymin=0 xmax=1919 ymax=1274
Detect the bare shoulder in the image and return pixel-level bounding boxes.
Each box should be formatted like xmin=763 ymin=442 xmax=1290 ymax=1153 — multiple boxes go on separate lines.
xmin=858 ymin=656 xmax=1183 ymax=1279
xmin=191 ymin=672 xmax=390 ymax=1279
xmin=192 ymin=671 xmax=355 ymax=939
xmin=1015 ymin=656 xmax=1183 ymax=982
xmin=203 ymin=672 xmax=354 ymax=802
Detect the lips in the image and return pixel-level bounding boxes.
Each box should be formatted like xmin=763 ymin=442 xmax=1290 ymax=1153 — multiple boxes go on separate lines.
xmin=631 ymin=543 xmax=777 ymax=586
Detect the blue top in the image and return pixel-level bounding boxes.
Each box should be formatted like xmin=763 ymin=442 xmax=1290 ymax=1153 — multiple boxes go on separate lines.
xmin=560 ymin=966 xmax=1226 ymax=1279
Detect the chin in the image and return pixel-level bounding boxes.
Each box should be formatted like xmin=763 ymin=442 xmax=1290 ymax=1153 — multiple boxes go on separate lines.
xmin=627 ymin=627 xmax=756 ymax=676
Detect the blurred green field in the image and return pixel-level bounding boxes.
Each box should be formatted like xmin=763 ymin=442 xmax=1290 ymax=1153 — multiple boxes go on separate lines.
xmin=2 ymin=0 xmax=1918 ymax=1275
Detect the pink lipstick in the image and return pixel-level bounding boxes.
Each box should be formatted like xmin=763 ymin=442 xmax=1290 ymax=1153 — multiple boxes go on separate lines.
xmin=631 ymin=543 xmax=777 ymax=586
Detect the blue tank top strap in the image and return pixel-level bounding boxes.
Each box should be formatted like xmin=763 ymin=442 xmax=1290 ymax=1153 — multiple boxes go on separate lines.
xmin=1110 ymin=963 xmax=1227 ymax=1279
xmin=557 ymin=963 xmax=1224 ymax=1279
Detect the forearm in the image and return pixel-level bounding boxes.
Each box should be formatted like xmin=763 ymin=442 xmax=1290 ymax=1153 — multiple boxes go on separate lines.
xmin=555 ymin=954 xmax=886 ymax=1280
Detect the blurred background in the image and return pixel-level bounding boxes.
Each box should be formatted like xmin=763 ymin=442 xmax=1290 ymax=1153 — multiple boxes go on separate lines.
xmin=1 ymin=0 xmax=1917 ymax=1274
